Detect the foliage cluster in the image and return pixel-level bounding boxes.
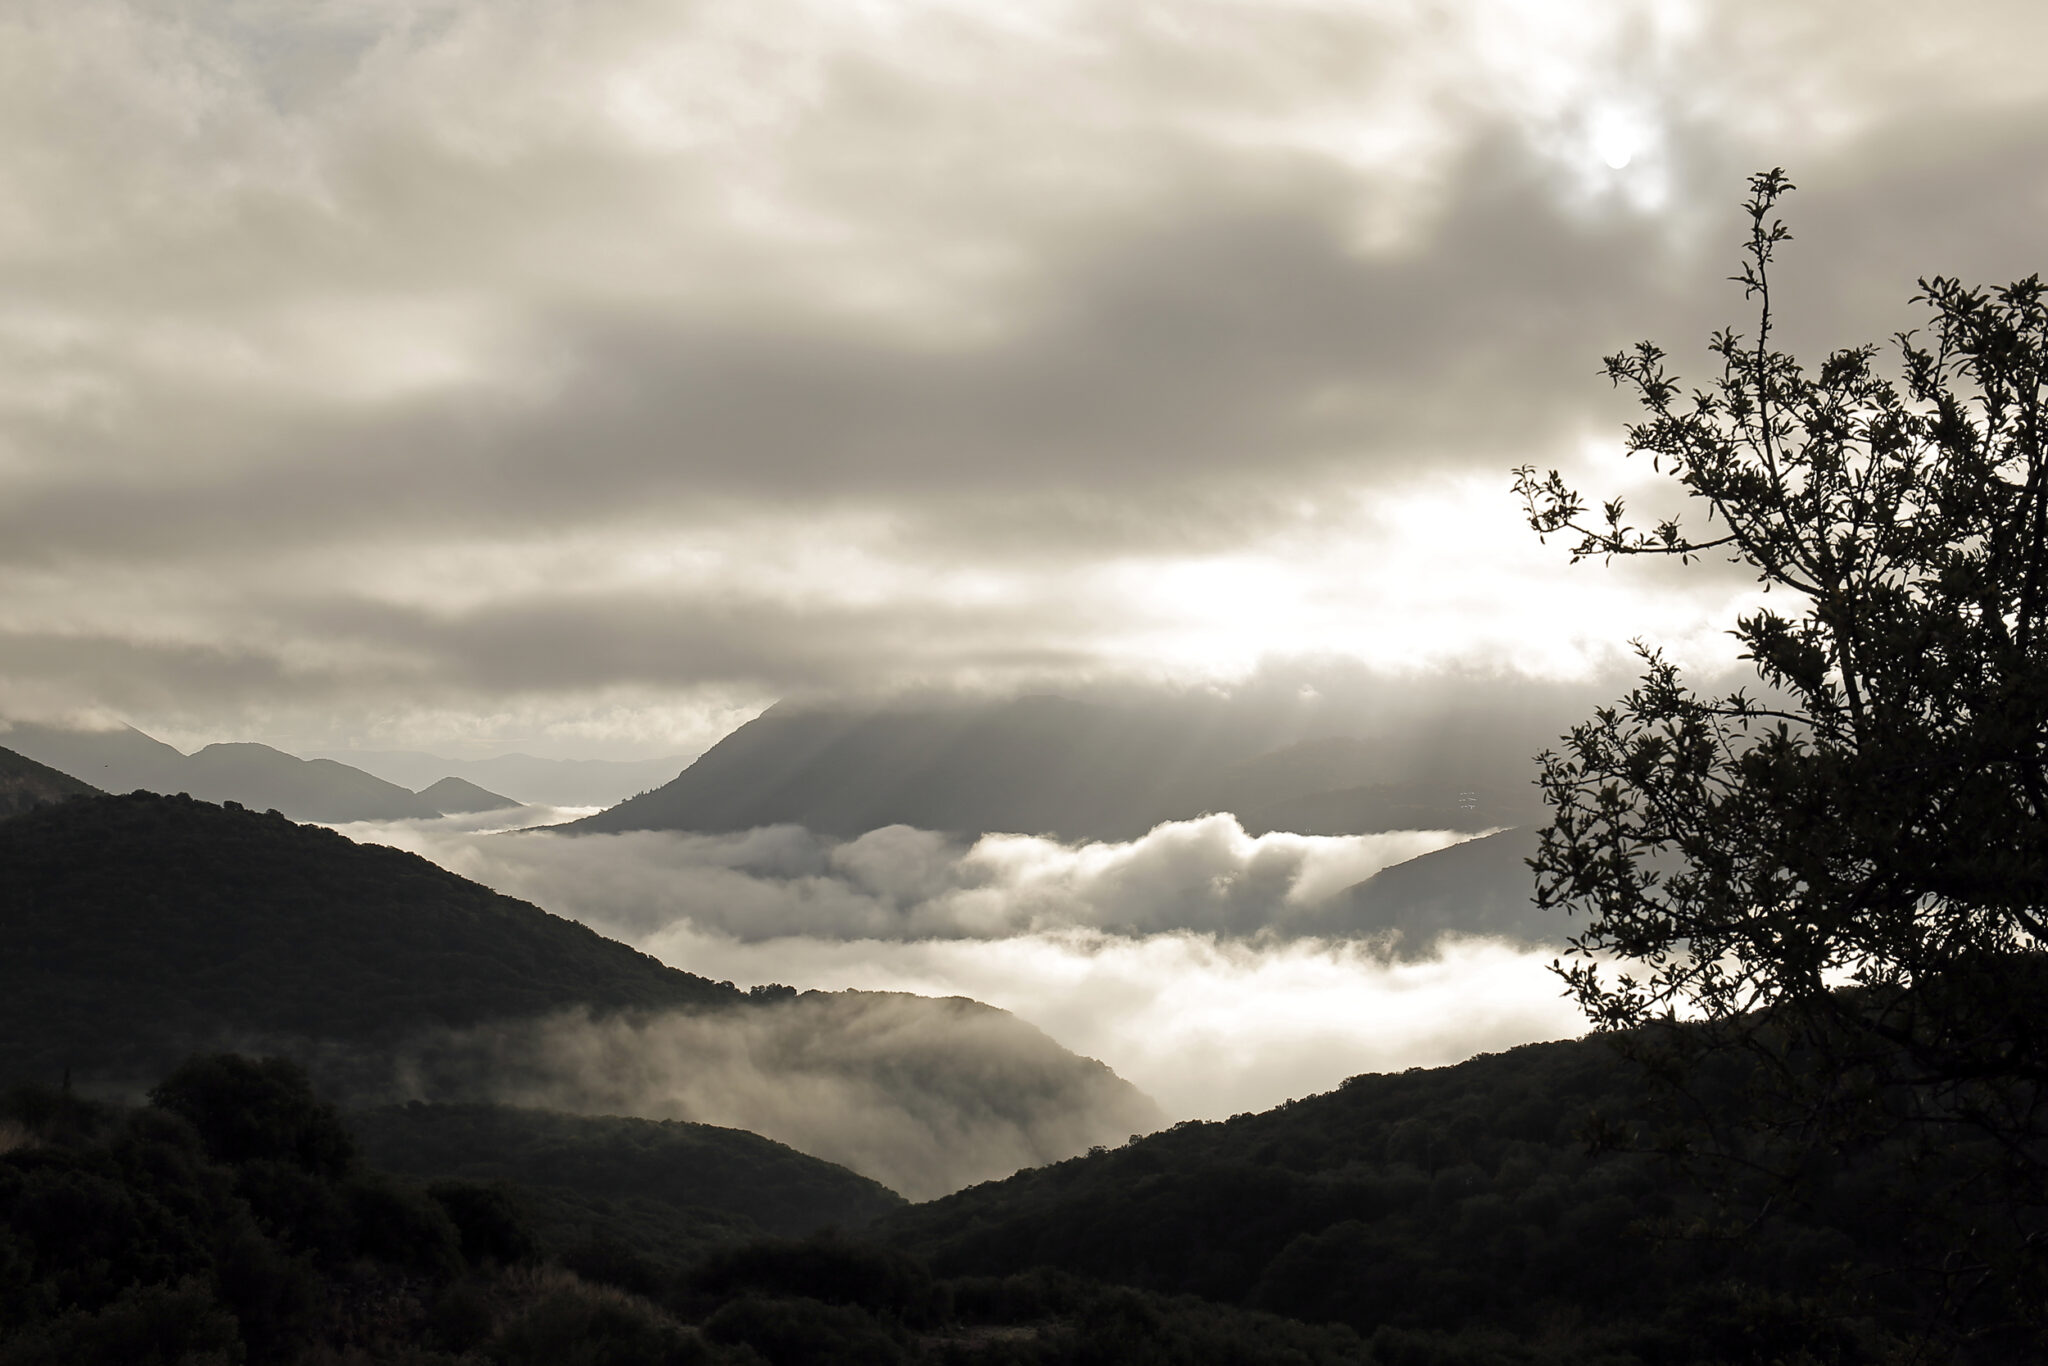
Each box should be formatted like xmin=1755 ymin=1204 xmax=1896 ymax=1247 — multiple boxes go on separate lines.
xmin=0 ymin=1053 xmax=1388 ymax=1365
xmin=1516 ymin=170 xmax=2048 ymax=1051
xmin=0 ymin=1054 xmax=524 ymax=1364
xmin=885 ymin=1034 xmax=2035 ymax=1360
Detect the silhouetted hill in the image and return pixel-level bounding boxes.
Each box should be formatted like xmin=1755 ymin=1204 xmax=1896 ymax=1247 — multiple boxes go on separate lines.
xmin=570 ymin=696 xmax=1268 ymax=840
xmin=0 ymin=744 xmax=99 ymax=819
xmin=0 ymin=720 xmax=444 ymax=821
xmin=181 ymin=741 xmax=445 ymax=820
xmin=0 ymin=791 xmax=742 ymax=1090
xmin=0 ymin=719 xmax=185 ymax=791
xmin=1300 ymin=827 xmax=1554 ymax=954
xmin=0 ymin=791 xmax=1162 ymax=1196
xmin=879 ymin=1029 xmax=2008 ymax=1357
xmin=0 ymin=1064 xmax=1376 ymax=1365
xmin=354 ymin=1102 xmax=906 ymax=1247
xmin=309 ymin=747 xmax=691 ymax=808
xmin=568 ymin=696 xmax=1543 ymax=841
xmin=415 ymin=774 xmax=524 ymax=813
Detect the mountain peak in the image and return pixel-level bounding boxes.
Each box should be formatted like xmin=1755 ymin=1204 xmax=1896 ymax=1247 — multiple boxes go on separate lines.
xmin=416 ymin=775 xmax=524 ymax=813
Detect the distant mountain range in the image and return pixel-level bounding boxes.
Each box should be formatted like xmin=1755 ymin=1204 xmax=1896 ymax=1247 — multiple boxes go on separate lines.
xmin=569 ymin=695 xmax=1548 ymax=841
xmin=306 ymin=747 xmax=692 ymax=808
xmin=0 ymin=721 xmax=524 ymax=823
xmin=5 ymin=694 xmax=1549 ymax=839
xmin=0 ymin=790 xmax=1159 ymax=1197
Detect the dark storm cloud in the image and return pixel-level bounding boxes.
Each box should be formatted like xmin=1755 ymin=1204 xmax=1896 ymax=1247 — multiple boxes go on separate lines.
xmin=0 ymin=154 xmax=1679 ymax=568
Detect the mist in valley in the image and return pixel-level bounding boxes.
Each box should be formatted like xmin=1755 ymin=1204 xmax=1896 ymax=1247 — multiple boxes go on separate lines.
xmin=377 ymin=993 xmax=1162 ymax=1202
xmin=343 ymin=811 xmax=1585 ymax=1121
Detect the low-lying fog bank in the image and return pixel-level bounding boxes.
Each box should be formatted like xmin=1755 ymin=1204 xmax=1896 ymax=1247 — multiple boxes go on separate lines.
xmin=338 ymin=813 xmax=1586 ymax=1120
xmin=375 ymin=992 xmax=1162 ymax=1201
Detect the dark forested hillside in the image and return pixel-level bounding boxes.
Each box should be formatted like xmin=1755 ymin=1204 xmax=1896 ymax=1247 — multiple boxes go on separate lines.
xmin=354 ymin=1103 xmax=906 ymax=1251
xmin=0 ymin=746 xmax=98 ymax=820
xmin=0 ymin=1059 xmax=1377 ymax=1366
xmin=0 ymin=791 xmax=746 ymax=1089
xmin=309 ymin=748 xmax=691 ymax=809
xmin=882 ymin=1032 xmax=2026 ymax=1360
xmin=9 ymin=1037 xmax=2021 ymax=1366
xmin=0 ymin=791 xmax=1160 ymax=1199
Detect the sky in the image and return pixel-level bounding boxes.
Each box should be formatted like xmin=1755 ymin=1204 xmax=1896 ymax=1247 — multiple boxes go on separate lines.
xmin=9 ymin=0 xmax=2048 ymax=760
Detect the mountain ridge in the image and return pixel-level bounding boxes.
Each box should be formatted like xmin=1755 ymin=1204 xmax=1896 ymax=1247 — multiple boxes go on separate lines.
xmin=569 ymin=695 xmax=1545 ymax=841
xmin=0 ymin=721 xmax=446 ymax=822
xmin=0 ymin=790 xmax=1160 ymax=1196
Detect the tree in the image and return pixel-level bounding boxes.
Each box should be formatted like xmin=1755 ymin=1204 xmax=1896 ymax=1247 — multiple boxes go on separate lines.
xmin=1513 ymin=170 xmax=2048 ymax=1330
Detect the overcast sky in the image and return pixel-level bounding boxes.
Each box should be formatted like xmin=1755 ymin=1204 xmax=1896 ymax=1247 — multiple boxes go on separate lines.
xmin=7 ymin=0 xmax=2048 ymax=760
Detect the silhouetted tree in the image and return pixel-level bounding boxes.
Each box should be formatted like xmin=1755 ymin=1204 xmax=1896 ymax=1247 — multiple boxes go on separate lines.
xmin=1515 ymin=170 xmax=2048 ymax=1337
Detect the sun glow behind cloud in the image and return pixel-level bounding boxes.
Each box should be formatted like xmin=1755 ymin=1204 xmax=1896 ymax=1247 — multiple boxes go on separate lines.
xmin=1098 ymin=472 xmax=1763 ymax=680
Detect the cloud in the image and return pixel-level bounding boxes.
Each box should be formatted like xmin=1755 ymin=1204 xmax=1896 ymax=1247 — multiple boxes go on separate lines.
xmin=338 ymin=810 xmax=1587 ymax=1120
xmin=379 ymin=993 xmax=1165 ymax=1201
xmin=353 ymin=813 xmax=1476 ymax=942
xmin=648 ymin=929 xmax=1587 ymax=1124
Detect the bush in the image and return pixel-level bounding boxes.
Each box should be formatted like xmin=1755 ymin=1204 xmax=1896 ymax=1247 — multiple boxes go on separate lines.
xmin=0 ymin=1278 xmax=243 ymax=1366
xmin=149 ymin=1056 xmax=355 ymax=1177
xmin=562 ymin=1237 xmax=672 ymax=1300
xmin=700 ymin=1294 xmax=904 ymax=1366
xmin=689 ymin=1235 xmax=938 ymax=1326
xmin=491 ymin=1278 xmax=707 ymax=1366
xmin=428 ymin=1181 xmax=538 ymax=1267
xmin=347 ymin=1175 xmax=463 ymax=1279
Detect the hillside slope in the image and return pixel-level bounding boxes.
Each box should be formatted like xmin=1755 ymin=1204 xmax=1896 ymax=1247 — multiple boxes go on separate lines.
xmin=353 ymin=1102 xmax=906 ymax=1248
xmin=880 ymin=1031 xmax=1985 ymax=1355
xmin=1303 ymin=827 xmax=1555 ymax=954
xmin=0 ymin=792 xmax=1160 ymax=1196
xmin=310 ymin=748 xmax=690 ymax=808
xmin=569 ymin=695 xmax=1265 ymax=840
xmin=1 ymin=721 xmax=444 ymax=821
xmin=415 ymin=774 xmax=524 ymax=813
xmin=0 ymin=791 xmax=740 ymax=1089
xmin=181 ymin=741 xmax=445 ymax=820
xmin=569 ymin=696 xmax=1542 ymax=841
xmin=0 ymin=744 xmax=99 ymax=819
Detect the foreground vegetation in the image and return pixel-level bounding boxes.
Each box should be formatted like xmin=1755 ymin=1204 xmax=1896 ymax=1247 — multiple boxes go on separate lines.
xmin=0 ymin=1056 xmax=1374 ymax=1365
xmin=7 ymin=1029 xmax=2039 ymax=1365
